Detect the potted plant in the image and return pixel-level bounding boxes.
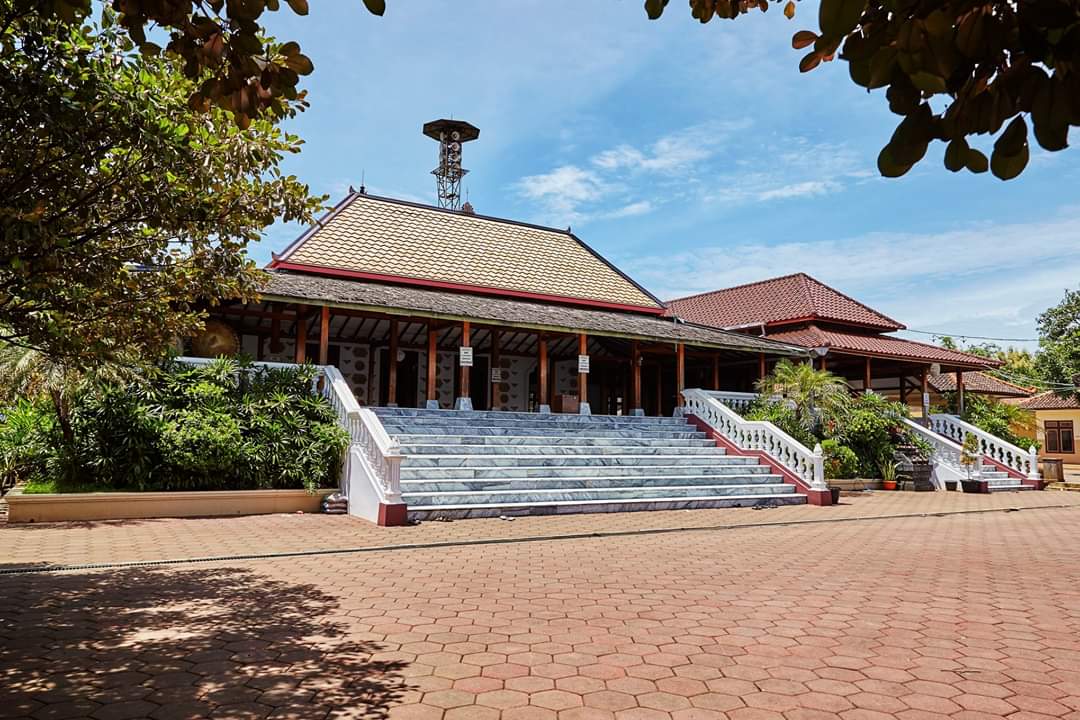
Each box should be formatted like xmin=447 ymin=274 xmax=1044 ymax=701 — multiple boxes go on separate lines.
xmin=880 ymin=457 xmax=900 ymax=491
xmin=960 ymin=432 xmax=982 ymax=493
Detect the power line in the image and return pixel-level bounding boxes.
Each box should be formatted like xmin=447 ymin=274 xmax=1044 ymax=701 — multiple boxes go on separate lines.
xmin=903 ymin=328 xmax=1039 ymax=343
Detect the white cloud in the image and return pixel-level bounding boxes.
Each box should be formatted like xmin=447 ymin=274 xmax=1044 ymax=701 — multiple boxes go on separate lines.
xmin=623 ymin=209 xmax=1080 ymax=350
xmin=515 ymin=165 xmax=613 ymax=222
xmin=756 ymin=180 xmax=839 ymax=201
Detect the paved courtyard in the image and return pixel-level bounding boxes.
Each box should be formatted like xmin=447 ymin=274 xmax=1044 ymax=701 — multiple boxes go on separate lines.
xmin=3 ymin=493 xmax=1080 ymax=719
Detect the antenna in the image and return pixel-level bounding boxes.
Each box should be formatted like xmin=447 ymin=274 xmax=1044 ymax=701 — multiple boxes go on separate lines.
xmin=423 ymin=119 xmax=480 ymax=210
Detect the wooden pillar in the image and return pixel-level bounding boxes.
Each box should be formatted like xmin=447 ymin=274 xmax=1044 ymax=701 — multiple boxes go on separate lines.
xmin=294 ymin=304 xmax=307 ymax=364
xmin=921 ymin=367 xmax=930 ymax=422
xmin=538 ymin=334 xmax=549 ymax=411
xmin=712 ymin=354 xmax=721 ymax=391
xmin=864 ymin=356 xmax=873 ymax=393
xmin=675 ymin=343 xmax=686 ymax=407
xmin=819 ymin=355 xmax=827 ymax=372
xmin=426 ymin=324 xmax=437 ymax=407
xmin=577 ymin=333 xmax=588 ymax=409
xmin=899 ymin=375 xmax=908 ymax=405
xmin=387 ymin=319 xmax=398 ymax=406
xmin=490 ymin=329 xmax=500 ymax=411
xmin=632 ymin=341 xmax=642 ymax=412
xmin=318 ymin=305 xmax=330 ymax=365
xmin=957 ymin=370 xmax=966 ymax=415
xmin=459 ymin=320 xmax=471 ymax=402
xmin=758 ymin=353 xmax=767 ymax=380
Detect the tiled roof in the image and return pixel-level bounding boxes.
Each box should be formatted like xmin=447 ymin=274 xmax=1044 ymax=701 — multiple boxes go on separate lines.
xmin=259 ymin=271 xmax=808 ymax=355
xmin=272 ymin=193 xmax=662 ymax=312
xmin=667 ymin=273 xmax=904 ymax=331
xmin=1018 ymin=391 xmax=1080 ymax=410
xmin=928 ymin=372 xmax=1034 ymax=397
xmin=765 ymin=325 xmax=999 ymax=369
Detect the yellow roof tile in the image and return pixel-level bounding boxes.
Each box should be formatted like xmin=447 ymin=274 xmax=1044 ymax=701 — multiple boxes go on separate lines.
xmin=275 ymin=194 xmax=661 ymax=311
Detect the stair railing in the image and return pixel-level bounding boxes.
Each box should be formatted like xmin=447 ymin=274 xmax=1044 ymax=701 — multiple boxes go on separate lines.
xmin=900 ymin=418 xmax=974 ymax=489
xmin=706 ymin=391 xmax=760 ymax=413
xmin=928 ymin=413 xmax=1039 ymax=480
xmin=682 ymin=388 xmax=826 ymax=491
xmin=321 ymin=365 xmax=404 ymax=506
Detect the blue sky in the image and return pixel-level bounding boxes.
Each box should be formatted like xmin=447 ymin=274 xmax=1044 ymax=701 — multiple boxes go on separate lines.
xmin=254 ymin=1 xmax=1080 ymax=353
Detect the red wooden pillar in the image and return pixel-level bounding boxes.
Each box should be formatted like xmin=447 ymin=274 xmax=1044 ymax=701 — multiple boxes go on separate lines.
xmin=459 ymin=321 xmax=471 ymax=403
xmin=712 ymin=354 xmax=720 ymax=390
xmin=921 ymin=367 xmax=931 ymax=421
xmin=387 ymin=319 xmax=398 ymax=405
xmin=758 ymin=353 xmax=766 ymax=381
xmin=318 ymin=306 xmax=330 ymax=366
xmin=490 ymin=329 xmax=500 ymax=411
xmin=538 ymin=334 xmax=549 ymax=411
xmin=577 ymin=333 xmax=588 ymax=411
xmin=632 ymin=341 xmax=642 ymax=413
xmin=294 ymin=304 xmax=307 ymax=364
xmin=864 ymin=357 xmax=873 ymax=393
xmin=675 ymin=343 xmax=686 ymax=408
xmin=426 ymin=324 xmax=438 ymax=407
xmin=956 ymin=369 xmax=966 ymax=415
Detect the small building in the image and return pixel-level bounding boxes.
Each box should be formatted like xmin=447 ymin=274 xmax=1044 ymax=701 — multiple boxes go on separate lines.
xmin=1017 ymin=392 xmax=1080 ymax=464
xmin=666 ymin=273 xmax=1001 ymax=413
xmin=210 ymin=192 xmax=806 ymax=415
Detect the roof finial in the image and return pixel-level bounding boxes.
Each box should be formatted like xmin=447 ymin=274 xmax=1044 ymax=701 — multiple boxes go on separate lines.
xmin=359 ymin=170 xmax=366 ymax=195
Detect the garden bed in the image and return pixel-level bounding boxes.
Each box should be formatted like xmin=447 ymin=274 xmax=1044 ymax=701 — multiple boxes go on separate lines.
xmin=5 ymin=486 xmax=336 ymax=523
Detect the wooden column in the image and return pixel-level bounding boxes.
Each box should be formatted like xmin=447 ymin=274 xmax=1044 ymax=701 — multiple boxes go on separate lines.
xmin=957 ymin=369 xmax=966 ymax=415
xmin=820 ymin=355 xmax=828 ymax=372
xmin=921 ymin=367 xmax=930 ymax=422
xmin=538 ymin=334 xmax=549 ymax=410
xmin=490 ymin=329 xmax=500 ymax=411
xmin=632 ymin=341 xmax=642 ymax=412
xmin=318 ymin=306 xmax=330 ymax=366
xmin=864 ymin=356 xmax=873 ymax=393
xmin=426 ymin=324 xmax=438 ymax=407
xmin=758 ymin=353 xmax=767 ymax=380
xmin=459 ymin=320 xmax=471 ymax=402
xmin=899 ymin=375 xmax=908 ymax=405
xmin=387 ymin=319 xmax=398 ymax=406
xmin=577 ymin=333 xmax=588 ymax=408
xmin=675 ymin=343 xmax=686 ymax=407
xmin=294 ymin=304 xmax=307 ymax=364
xmin=712 ymin=354 xmax=721 ymax=390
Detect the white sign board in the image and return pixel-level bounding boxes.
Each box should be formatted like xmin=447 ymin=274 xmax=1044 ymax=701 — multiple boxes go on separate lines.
xmin=578 ymin=354 xmax=590 ymax=374
xmin=459 ymin=346 xmax=473 ymax=367
xmin=491 ymin=368 xmax=503 ymax=383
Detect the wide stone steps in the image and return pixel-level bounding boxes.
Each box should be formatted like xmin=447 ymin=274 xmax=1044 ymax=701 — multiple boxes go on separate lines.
xmin=402 ymin=474 xmax=785 ymax=492
xmin=983 ymin=471 xmax=1032 ymax=492
xmin=372 ymin=408 xmax=805 ymax=520
xmin=401 ymin=464 xmax=771 ymax=481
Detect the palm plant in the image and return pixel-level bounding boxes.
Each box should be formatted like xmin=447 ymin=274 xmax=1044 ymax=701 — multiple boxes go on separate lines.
xmin=755 ymin=359 xmax=851 ymax=438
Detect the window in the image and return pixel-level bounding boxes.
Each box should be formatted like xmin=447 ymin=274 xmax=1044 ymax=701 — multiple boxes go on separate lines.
xmin=1045 ymin=420 xmax=1075 ymax=454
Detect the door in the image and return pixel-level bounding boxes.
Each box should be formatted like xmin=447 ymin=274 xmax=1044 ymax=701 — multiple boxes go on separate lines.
xmin=378 ymin=349 xmax=420 ymax=407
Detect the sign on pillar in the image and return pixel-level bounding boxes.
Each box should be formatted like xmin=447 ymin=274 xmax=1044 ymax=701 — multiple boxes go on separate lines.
xmin=459 ymin=346 xmax=473 ymax=367
xmin=577 ymin=355 xmax=590 ymax=374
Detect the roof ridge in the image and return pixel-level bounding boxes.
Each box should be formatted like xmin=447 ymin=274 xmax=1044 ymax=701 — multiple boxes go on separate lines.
xmin=666 ymin=272 xmax=809 ymax=304
xmin=351 ymin=191 xmax=578 ymax=236
xmin=797 ymin=273 xmax=906 ymax=331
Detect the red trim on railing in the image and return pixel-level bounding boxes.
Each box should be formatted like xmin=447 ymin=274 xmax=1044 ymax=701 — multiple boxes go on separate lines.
xmin=685 ymin=414 xmax=833 ymax=506
xmin=269 ymin=262 xmax=667 ymax=315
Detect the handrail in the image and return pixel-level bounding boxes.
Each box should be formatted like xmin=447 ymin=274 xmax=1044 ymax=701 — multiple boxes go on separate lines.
xmin=682 ymin=388 xmax=826 ymax=491
xmin=707 ymin=391 xmax=760 ymax=413
xmin=928 ymin=413 xmax=1039 ymax=480
xmin=901 ymin=418 xmax=977 ymax=487
xmin=322 ymin=366 xmax=403 ymax=503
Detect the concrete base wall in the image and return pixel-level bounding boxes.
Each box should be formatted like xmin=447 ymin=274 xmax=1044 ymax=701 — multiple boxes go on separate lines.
xmin=6 ymin=488 xmax=336 ymax=524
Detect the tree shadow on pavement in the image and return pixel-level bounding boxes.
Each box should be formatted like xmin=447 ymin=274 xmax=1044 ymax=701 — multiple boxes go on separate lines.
xmin=0 ymin=564 xmax=408 ymax=718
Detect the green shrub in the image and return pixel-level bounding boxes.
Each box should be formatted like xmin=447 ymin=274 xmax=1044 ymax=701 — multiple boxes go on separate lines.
xmin=961 ymin=395 xmax=1038 ymax=451
xmin=0 ymin=399 xmax=54 ymax=488
xmin=744 ymin=398 xmax=818 ymax=448
xmin=821 ymin=439 xmax=860 ymax=480
xmin=0 ymin=358 xmax=349 ymax=494
xmin=838 ymin=393 xmax=909 ymax=477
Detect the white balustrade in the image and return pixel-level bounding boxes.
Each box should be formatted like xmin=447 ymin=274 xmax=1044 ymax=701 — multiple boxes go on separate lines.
xmin=928 ymin=414 xmax=1039 ymax=481
xmin=682 ymin=388 xmax=826 ymax=491
xmin=706 ymin=391 xmax=760 ymax=413
xmin=900 ymin=418 xmax=975 ymax=489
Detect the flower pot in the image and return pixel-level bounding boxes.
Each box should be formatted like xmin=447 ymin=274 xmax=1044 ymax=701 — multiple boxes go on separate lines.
xmin=829 ymin=487 xmax=841 ymax=505
xmin=882 ymin=480 xmax=898 ymax=491
xmin=944 ymin=481 xmax=957 ymax=492
xmin=961 ymin=480 xmax=982 ymax=493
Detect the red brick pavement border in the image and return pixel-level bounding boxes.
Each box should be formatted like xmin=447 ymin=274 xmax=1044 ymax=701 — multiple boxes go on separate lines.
xmin=3 ymin=502 xmax=1080 ymax=719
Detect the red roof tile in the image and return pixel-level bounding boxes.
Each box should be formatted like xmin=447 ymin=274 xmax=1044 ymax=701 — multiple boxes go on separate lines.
xmin=928 ymin=372 xmax=1034 ymax=397
xmin=766 ymin=325 xmax=1000 ymax=368
xmin=667 ymin=273 xmax=904 ymax=331
xmin=1018 ymin=391 xmax=1080 ymax=410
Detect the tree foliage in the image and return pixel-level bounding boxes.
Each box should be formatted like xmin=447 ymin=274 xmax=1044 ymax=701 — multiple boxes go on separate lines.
xmin=1036 ymin=286 xmax=1080 ymax=397
xmin=644 ymin=0 xmax=1080 ymax=180
xmin=0 ymin=10 xmax=322 ymax=363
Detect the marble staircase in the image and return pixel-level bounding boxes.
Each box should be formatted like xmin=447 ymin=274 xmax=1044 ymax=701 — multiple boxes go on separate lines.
xmin=372 ymin=408 xmax=805 ymax=520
